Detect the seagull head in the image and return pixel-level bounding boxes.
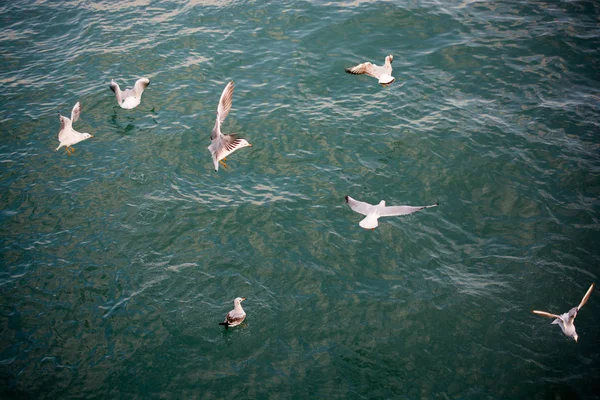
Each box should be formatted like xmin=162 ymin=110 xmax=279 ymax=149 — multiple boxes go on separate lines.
xmin=378 ymin=200 xmax=386 ymax=207
xmin=572 ymin=332 xmax=578 ymax=343
xmin=386 ymin=55 xmax=394 ymax=64
xmin=83 ymin=133 xmax=93 ymax=139
xmin=234 ymin=297 xmax=246 ymax=306
xmin=238 ymin=139 xmax=253 ymax=148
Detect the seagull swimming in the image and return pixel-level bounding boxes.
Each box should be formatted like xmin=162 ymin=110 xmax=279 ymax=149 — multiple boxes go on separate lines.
xmin=109 ymin=78 xmax=150 ymax=109
xmin=219 ymin=297 xmax=246 ymax=329
xmin=345 ymin=55 xmax=395 ymax=85
xmin=533 ymin=283 xmax=594 ymax=342
xmin=208 ymin=81 xmax=252 ymax=171
xmin=345 ymin=195 xmax=438 ymax=230
xmin=56 ymin=102 xmax=93 ymax=154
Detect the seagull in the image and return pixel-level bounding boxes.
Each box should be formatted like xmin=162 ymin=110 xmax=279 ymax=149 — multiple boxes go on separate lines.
xmin=345 ymin=195 xmax=438 ymax=230
xmin=208 ymin=81 xmax=252 ymax=171
xmin=56 ymin=102 xmax=93 ymax=154
xmin=345 ymin=55 xmax=395 ymax=85
xmin=109 ymin=78 xmax=150 ymax=109
xmin=219 ymin=297 xmax=246 ymax=329
xmin=533 ymin=283 xmax=594 ymax=342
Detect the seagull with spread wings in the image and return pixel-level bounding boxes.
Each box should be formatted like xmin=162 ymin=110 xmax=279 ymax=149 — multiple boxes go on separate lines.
xmin=109 ymin=78 xmax=150 ymax=109
xmin=345 ymin=195 xmax=438 ymax=230
xmin=345 ymin=55 xmax=395 ymax=85
xmin=208 ymin=81 xmax=253 ymax=171
xmin=56 ymin=102 xmax=93 ymax=154
xmin=533 ymin=283 xmax=594 ymax=342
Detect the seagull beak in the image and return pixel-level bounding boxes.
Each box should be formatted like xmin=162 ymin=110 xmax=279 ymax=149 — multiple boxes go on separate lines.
xmin=248 ymin=144 xmax=253 ymax=147
xmin=241 ymin=298 xmax=246 ymax=301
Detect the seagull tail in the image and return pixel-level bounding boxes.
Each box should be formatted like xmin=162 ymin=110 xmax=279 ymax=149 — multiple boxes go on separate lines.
xmin=219 ymin=322 xmax=229 ymax=330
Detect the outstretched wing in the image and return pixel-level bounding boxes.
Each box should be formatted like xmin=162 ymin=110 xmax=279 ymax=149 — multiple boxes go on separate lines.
xmin=58 ymin=113 xmax=71 ymax=141
xmin=212 ymin=81 xmax=235 ymax=140
xmin=345 ymin=62 xmax=380 ymax=79
xmin=532 ymin=310 xmax=562 ymax=319
xmin=577 ymin=283 xmax=595 ymax=311
xmin=380 ymin=203 xmax=438 ymax=217
xmin=133 ymin=78 xmax=150 ymax=96
xmin=110 ymin=80 xmax=123 ymax=104
xmin=345 ymin=196 xmax=374 ymax=216
xmin=70 ymin=102 xmax=81 ymax=123
xmin=210 ymin=134 xmax=248 ymax=164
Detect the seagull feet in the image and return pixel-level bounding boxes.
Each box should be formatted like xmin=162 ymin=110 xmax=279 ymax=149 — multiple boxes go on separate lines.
xmin=66 ymin=147 xmax=75 ymax=155
xmin=219 ymin=159 xmax=228 ymax=169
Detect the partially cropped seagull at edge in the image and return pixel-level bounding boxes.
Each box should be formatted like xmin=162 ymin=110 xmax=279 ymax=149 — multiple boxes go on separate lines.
xmin=109 ymin=78 xmax=150 ymax=109
xmin=345 ymin=196 xmax=438 ymax=230
xmin=219 ymin=297 xmax=246 ymax=329
xmin=56 ymin=102 xmax=93 ymax=154
xmin=533 ymin=283 xmax=594 ymax=342
xmin=208 ymin=81 xmax=252 ymax=171
xmin=345 ymin=55 xmax=395 ymax=85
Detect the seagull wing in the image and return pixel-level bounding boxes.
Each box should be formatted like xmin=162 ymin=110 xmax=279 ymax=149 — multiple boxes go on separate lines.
xmin=532 ymin=310 xmax=562 ymax=319
xmin=212 ymin=81 xmax=235 ymax=140
xmin=211 ymin=134 xmax=248 ymax=161
xmin=345 ymin=62 xmax=380 ymax=79
xmin=110 ymin=80 xmax=123 ymax=104
xmin=380 ymin=203 xmax=438 ymax=217
xmin=70 ymin=102 xmax=81 ymax=123
xmin=58 ymin=114 xmax=71 ymax=141
xmin=577 ymin=283 xmax=594 ymax=311
xmin=566 ymin=307 xmax=579 ymax=324
xmin=226 ymin=310 xmax=245 ymax=325
xmin=133 ymin=78 xmax=150 ymax=96
xmin=345 ymin=196 xmax=374 ymax=216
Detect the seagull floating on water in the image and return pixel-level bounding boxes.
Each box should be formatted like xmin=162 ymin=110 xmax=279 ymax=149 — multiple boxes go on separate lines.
xmin=208 ymin=81 xmax=252 ymax=171
xmin=345 ymin=55 xmax=395 ymax=85
xmin=219 ymin=297 xmax=246 ymax=329
xmin=56 ymin=102 xmax=93 ymax=154
xmin=533 ymin=283 xmax=594 ymax=342
xmin=345 ymin=196 xmax=438 ymax=230
xmin=109 ymin=78 xmax=150 ymax=109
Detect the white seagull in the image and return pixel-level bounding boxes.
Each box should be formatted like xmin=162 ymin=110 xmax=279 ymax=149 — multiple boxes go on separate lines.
xmin=345 ymin=55 xmax=395 ymax=85
xmin=56 ymin=102 xmax=93 ymax=154
xmin=208 ymin=81 xmax=252 ymax=171
xmin=533 ymin=283 xmax=594 ymax=342
xmin=345 ymin=195 xmax=438 ymax=230
xmin=109 ymin=78 xmax=150 ymax=109
xmin=219 ymin=297 xmax=246 ymax=329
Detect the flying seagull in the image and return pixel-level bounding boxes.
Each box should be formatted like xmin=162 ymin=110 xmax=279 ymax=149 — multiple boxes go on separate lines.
xmin=345 ymin=55 xmax=395 ymax=85
xmin=109 ymin=78 xmax=150 ymax=109
xmin=208 ymin=81 xmax=252 ymax=171
xmin=345 ymin=195 xmax=438 ymax=230
xmin=533 ymin=283 xmax=594 ymax=342
xmin=56 ymin=102 xmax=93 ymax=154
xmin=219 ymin=297 xmax=246 ymax=329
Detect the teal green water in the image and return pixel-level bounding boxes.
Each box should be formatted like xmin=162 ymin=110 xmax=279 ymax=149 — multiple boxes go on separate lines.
xmin=1 ymin=1 xmax=600 ymax=398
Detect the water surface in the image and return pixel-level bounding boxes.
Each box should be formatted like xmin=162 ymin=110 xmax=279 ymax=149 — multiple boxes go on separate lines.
xmin=1 ymin=0 xmax=599 ymax=398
